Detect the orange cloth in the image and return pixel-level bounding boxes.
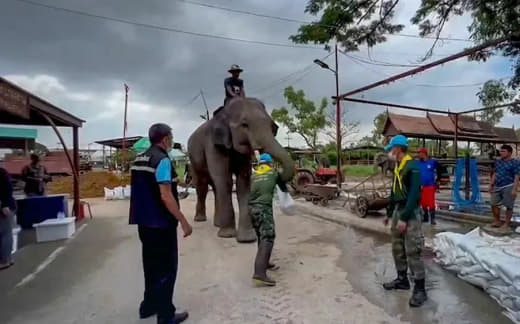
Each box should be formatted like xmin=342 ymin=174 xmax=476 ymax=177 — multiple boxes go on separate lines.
xmin=420 ymin=185 xmax=436 ymax=210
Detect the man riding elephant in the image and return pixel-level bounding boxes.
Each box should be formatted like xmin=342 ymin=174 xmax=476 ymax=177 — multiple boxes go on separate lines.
xmin=224 ymin=64 xmax=245 ymax=106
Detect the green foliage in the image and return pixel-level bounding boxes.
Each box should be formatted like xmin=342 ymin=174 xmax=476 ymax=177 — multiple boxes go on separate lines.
xmin=271 ymin=86 xmax=329 ymax=150
xmin=292 ymin=0 xmax=520 ymax=114
xmin=342 ymin=164 xmax=378 ymax=178
xmin=34 ymin=142 xmax=49 ymax=155
xmin=290 ymin=0 xmax=404 ymax=51
xmin=477 ymin=80 xmax=513 ymax=125
xmin=324 ymin=150 xmax=337 ymax=166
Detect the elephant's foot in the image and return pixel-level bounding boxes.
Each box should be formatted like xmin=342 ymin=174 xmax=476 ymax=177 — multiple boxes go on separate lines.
xmin=236 ymin=228 xmax=257 ymax=243
xmin=217 ymin=226 xmax=237 ymax=238
xmin=194 ymin=213 xmax=207 ymax=222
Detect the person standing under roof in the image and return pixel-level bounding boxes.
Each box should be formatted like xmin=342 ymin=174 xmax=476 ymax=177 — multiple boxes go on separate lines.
xmin=417 ymin=148 xmax=440 ymax=225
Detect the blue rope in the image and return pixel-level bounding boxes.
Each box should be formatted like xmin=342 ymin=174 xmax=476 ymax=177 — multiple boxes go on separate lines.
xmin=452 ymin=158 xmax=482 ymax=206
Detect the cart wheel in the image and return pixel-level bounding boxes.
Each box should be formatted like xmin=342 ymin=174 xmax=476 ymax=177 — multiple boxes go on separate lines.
xmin=312 ymin=198 xmax=319 ymax=205
xmin=320 ymin=199 xmax=329 ymax=207
xmin=356 ymin=196 xmax=369 ymax=218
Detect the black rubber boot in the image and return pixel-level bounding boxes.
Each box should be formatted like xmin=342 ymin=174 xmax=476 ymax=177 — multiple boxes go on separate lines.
xmin=253 ymin=241 xmax=276 ymax=286
xmin=383 ymin=271 xmax=410 ymax=290
xmin=422 ymin=209 xmax=429 ymax=223
xmin=139 ymin=300 xmax=156 ymax=319
xmin=430 ymin=210 xmax=436 ymax=225
xmin=409 ymin=279 xmax=428 ymax=307
xmin=157 ymin=311 xmax=189 ymax=324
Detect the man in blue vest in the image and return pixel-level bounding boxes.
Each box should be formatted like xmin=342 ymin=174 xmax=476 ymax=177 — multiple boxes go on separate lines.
xmin=129 ymin=123 xmax=192 ymax=324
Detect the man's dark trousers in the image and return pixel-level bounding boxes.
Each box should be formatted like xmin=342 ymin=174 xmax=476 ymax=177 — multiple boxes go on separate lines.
xmin=138 ymin=225 xmax=178 ymax=317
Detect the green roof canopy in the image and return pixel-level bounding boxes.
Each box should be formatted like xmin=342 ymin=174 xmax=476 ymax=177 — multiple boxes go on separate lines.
xmin=132 ymin=137 xmax=186 ymax=160
xmin=0 ymin=127 xmax=37 ymax=139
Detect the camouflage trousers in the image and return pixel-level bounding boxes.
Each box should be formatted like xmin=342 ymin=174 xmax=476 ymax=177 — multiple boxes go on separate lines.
xmin=391 ymin=207 xmax=425 ymax=280
xmin=249 ymin=204 xmax=275 ymax=243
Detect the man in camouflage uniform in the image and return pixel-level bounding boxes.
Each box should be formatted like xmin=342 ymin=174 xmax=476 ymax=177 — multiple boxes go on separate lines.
xmin=382 ymin=135 xmax=427 ymax=307
xmin=249 ymin=153 xmax=288 ymax=287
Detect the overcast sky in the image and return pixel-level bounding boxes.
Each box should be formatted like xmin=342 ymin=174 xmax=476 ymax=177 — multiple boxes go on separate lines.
xmin=0 ymin=0 xmax=516 ymax=150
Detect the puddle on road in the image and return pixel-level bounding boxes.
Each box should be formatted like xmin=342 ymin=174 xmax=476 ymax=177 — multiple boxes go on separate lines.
xmin=310 ymin=226 xmax=511 ymax=324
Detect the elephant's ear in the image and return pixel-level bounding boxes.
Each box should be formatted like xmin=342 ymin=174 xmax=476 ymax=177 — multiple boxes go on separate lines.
xmin=212 ymin=118 xmax=232 ymax=150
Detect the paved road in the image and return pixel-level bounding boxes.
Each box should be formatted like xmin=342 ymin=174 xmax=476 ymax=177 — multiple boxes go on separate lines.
xmin=0 ymin=196 xmax=511 ymax=324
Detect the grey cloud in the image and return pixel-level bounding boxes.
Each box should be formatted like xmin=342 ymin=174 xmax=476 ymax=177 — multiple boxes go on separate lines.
xmin=0 ymin=0 xmax=513 ymax=149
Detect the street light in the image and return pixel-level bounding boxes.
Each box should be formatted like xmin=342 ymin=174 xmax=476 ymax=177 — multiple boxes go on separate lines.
xmin=314 ymin=44 xmax=342 ymax=189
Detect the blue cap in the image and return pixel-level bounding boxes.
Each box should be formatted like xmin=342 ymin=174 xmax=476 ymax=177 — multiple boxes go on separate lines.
xmin=258 ymin=153 xmax=273 ymax=164
xmin=384 ymin=134 xmax=408 ymax=152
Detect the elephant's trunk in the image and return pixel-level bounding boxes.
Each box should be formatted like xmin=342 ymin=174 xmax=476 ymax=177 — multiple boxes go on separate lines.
xmin=261 ymin=138 xmax=294 ymax=182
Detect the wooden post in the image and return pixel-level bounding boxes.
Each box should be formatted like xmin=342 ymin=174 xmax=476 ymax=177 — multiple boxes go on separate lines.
xmin=73 ymin=126 xmax=80 ymax=218
xmin=454 ymin=114 xmax=459 ymax=158
xmin=102 ymin=145 xmax=106 ymax=169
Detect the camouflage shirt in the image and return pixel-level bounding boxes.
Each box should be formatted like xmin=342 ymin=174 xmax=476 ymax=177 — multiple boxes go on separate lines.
xmin=249 ymin=164 xmax=287 ymax=207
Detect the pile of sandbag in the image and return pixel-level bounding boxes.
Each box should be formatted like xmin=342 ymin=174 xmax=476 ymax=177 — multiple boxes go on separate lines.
xmin=104 ymin=185 xmax=131 ymax=200
xmin=434 ymin=228 xmax=520 ymax=323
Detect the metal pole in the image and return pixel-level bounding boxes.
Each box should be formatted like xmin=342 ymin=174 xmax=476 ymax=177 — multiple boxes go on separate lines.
xmin=335 ymin=43 xmax=342 ymax=189
xmin=73 ymin=126 xmax=80 ymax=218
xmin=122 ymin=84 xmax=129 ymax=173
xmin=200 ymin=89 xmax=209 ymax=120
xmin=337 ymin=33 xmax=516 ymax=100
xmin=454 ymin=114 xmax=459 ymax=158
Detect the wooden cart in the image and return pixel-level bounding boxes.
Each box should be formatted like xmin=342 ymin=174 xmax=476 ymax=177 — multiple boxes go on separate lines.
xmin=301 ymin=184 xmax=339 ymax=207
xmin=342 ymin=173 xmax=392 ymax=217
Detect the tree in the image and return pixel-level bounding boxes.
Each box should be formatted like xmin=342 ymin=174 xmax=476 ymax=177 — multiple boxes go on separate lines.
xmin=477 ymin=80 xmax=513 ymax=125
xmin=323 ymin=106 xmax=360 ymax=148
xmin=271 ymin=86 xmax=328 ymax=150
xmin=291 ymin=1 xmax=520 ymax=113
xmin=370 ymin=112 xmax=387 ymax=145
xmin=34 ymin=142 xmax=49 ymax=156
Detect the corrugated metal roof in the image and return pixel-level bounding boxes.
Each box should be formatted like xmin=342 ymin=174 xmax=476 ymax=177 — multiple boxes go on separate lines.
xmin=383 ymin=113 xmax=519 ymax=143
xmin=0 ymin=127 xmax=37 ymax=139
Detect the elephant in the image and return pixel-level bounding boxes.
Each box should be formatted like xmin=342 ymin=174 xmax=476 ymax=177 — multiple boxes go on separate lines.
xmin=187 ymin=98 xmax=294 ymax=243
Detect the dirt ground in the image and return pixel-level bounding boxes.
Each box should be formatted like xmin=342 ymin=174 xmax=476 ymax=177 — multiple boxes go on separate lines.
xmin=0 ymin=194 xmax=511 ymax=324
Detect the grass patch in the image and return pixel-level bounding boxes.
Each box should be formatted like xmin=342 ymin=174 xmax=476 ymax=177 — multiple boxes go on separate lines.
xmin=343 ymin=164 xmax=378 ymax=178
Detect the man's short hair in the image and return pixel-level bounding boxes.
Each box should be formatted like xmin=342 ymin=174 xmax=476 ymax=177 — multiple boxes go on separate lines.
xmin=149 ymin=123 xmax=172 ymax=144
xmin=500 ymin=144 xmax=513 ymax=153
xmin=30 ymin=153 xmax=40 ymax=161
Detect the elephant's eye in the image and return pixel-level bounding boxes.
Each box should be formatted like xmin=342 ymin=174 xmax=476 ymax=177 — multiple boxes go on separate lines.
xmin=241 ymin=122 xmax=248 ymax=128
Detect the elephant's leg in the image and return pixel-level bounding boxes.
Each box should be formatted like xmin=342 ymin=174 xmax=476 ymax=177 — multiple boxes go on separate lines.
xmin=207 ymin=152 xmax=236 ymax=238
xmin=194 ymin=177 xmax=208 ymax=222
xmin=235 ymin=164 xmax=256 ymax=243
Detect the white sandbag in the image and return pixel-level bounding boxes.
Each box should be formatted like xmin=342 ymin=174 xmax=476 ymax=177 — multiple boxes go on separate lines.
xmin=276 ymin=186 xmax=296 ymax=215
xmin=104 ymin=187 xmax=115 ymax=200
xmin=434 ymin=227 xmax=520 ymax=323
xmin=123 ymin=185 xmax=131 ymax=198
xmin=113 ymin=186 xmax=124 ymax=200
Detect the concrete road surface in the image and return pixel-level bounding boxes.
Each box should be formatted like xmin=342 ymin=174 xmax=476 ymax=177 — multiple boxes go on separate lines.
xmin=0 ymin=195 xmax=511 ymax=324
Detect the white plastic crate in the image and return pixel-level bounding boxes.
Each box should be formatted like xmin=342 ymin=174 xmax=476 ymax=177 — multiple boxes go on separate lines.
xmin=12 ymin=226 xmax=21 ymax=253
xmin=33 ymin=217 xmax=76 ymax=242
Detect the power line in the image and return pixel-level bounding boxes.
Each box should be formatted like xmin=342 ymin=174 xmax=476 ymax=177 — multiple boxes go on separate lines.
xmin=176 ymin=0 xmax=473 ymax=43
xmin=11 ymin=0 xmax=326 ymax=50
xmin=251 ymin=52 xmax=333 ymax=95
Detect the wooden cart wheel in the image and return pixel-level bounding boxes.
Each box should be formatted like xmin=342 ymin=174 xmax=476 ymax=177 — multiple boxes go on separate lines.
xmin=312 ymin=198 xmax=319 ymax=205
xmin=356 ymin=196 xmax=369 ymax=218
xmin=320 ymin=199 xmax=329 ymax=207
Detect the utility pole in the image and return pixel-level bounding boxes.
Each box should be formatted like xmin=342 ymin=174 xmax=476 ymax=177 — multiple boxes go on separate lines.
xmin=200 ymin=90 xmax=209 ymax=120
xmin=122 ymin=83 xmax=129 ymax=174
xmin=285 ymin=133 xmax=292 ymax=148
xmin=335 ymin=43 xmax=342 ymax=189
